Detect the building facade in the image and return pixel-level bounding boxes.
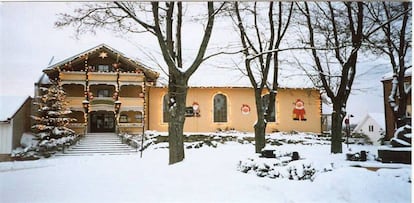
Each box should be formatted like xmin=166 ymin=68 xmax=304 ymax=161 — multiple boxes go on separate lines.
xmin=381 ymin=70 xmax=412 ymax=140
xmin=148 ymin=87 xmax=321 ymax=133
xmin=0 ymin=96 xmax=32 ymax=155
xmin=40 ymin=44 xmax=321 ymax=135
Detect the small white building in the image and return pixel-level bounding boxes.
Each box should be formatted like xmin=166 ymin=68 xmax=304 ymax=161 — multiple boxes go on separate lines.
xmin=0 ymin=96 xmax=32 ymax=155
xmin=352 ymin=113 xmax=386 ymax=146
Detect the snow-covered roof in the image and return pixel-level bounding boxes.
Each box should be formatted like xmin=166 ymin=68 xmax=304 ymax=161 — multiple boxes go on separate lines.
xmin=353 ymin=113 xmax=385 ymax=133
xmin=155 ymin=63 xmax=316 ymax=89
xmin=368 ymin=113 xmax=386 ymax=129
xmin=381 ymin=67 xmax=412 ymax=81
xmin=43 ymin=43 xmax=159 ymax=80
xmin=0 ymin=96 xmax=31 ymax=122
xmin=36 ymin=73 xmax=51 ymax=85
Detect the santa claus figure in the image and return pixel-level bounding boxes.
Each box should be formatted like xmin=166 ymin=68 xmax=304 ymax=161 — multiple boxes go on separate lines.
xmin=293 ymin=99 xmax=306 ymax=121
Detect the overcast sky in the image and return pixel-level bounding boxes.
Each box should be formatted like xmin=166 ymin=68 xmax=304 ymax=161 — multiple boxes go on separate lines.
xmin=0 ymin=2 xmax=392 ymax=123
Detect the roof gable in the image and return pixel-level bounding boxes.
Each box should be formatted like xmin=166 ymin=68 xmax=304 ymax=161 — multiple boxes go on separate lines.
xmin=0 ymin=96 xmax=31 ymax=122
xmin=353 ymin=113 xmax=385 ymax=133
xmin=43 ymin=44 xmax=159 ymax=80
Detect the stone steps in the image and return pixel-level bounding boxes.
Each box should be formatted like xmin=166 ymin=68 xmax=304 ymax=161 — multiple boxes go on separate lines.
xmin=58 ymin=133 xmax=138 ymax=156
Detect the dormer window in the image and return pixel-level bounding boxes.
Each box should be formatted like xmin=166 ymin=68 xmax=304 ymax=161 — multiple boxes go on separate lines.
xmin=97 ymin=65 xmax=110 ymax=72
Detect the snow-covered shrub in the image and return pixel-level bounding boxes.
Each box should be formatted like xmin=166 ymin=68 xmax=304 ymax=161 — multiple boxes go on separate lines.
xmin=237 ymin=157 xmax=317 ymax=181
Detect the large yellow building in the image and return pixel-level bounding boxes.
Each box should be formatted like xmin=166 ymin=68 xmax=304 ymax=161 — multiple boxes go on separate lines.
xmin=40 ymin=44 xmax=321 ymax=135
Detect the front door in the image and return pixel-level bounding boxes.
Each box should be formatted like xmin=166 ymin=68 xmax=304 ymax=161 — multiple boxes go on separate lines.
xmin=90 ymin=111 xmax=115 ymax=133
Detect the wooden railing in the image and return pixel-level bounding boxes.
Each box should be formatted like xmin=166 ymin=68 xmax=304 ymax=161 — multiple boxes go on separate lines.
xmin=88 ymin=72 xmax=117 ymax=81
xmin=60 ymin=71 xmax=86 ymax=82
xmin=119 ymin=72 xmax=144 ymax=83
xmin=66 ymin=97 xmax=85 ymax=108
xmin=118 ymin=123 xmax=143 ymax=128
xmin=118 ymin=97 xmax=144 ymax=107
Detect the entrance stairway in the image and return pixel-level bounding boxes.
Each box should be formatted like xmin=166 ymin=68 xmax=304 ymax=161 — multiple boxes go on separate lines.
xmin=60 ymin=133 xmax=137 ymax=156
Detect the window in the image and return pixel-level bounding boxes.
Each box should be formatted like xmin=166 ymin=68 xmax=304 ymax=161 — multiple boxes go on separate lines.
xmin=97 ymin=65 xmax=110 ymax=72
xmin=97 ymin=89 xmax=110 ymax=97
xmin=163 ymin=94 xmax=170 ymax=123
xmin=185 ymin=107 xmax=194 ymax=117
xmin=119 ymin=114 xmax=128 ymax=123
xmin=135 ymin=113 xmax=143 ymax=123
xmin=214 ymin=94 xmax=227 ymax=122
xmin=262 ymin=94 xmax=276 ymax=122
xmin=368 ymin=125 xmax=374 ymax=132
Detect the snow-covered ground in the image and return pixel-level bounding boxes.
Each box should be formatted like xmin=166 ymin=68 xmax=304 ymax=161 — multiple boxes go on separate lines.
xmin=0 ymin=132 xmax=411 ymax=203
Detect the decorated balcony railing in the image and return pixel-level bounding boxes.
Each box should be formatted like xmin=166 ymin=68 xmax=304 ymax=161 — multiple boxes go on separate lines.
xmin=119 ymin=72 xmax=144 ymax=86
xmin=88 ymin=72 xmax=118 ymax=83
xmin=68 ymin=123 xmax=86 ymax=128
xmin=90 ymin=97 xmax=114 ymax=105
xmin=66 ymin=97 xmax=85 ymax=109
xmin=118 ymin=123 xmax=143 ymax=128
xmin=118 ymin=97 xmax=144 ymax=107
xmin=89 ymin=97 xmax=115 ymax=111
xmin=59 ymin=71 xmax=86 ymax=85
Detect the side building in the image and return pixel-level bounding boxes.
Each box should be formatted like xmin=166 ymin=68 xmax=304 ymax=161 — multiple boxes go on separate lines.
xmin=148 ymin=87 xmax=321 ymax=133
xmin=381 ymin=69 xmax=412 ymax=141
xmin=0 ymin=96 xmax=32 ymax=158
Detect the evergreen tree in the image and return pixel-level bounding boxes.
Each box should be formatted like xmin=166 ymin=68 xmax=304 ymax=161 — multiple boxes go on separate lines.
xmin=31 ymin=79 xmax=78 ymax=157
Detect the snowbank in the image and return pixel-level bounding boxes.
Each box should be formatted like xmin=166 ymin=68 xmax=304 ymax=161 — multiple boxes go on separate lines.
xmin=0 ymin=132 xmax=411 ymax=203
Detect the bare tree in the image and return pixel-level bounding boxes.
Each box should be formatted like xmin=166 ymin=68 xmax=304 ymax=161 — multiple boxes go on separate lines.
xmin=365 ymin=2 xmax=412 ymax=144
xmin=232 ymin=2 xmax=293 ymax=153
xmin=296 ymin=2 xmax=365 ymax=153
xmin=56 ymin=2 xmax=222 ymax=164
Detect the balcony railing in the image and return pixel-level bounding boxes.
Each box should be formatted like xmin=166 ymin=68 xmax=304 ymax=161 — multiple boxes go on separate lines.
xmin=59 ymin=70 xmax=145 ymax=87
xmin=119 ymin=72 xmax=144 ymax=83
xmin=118 ymin=123 xmax=143 ymax=128
xmin=118 ymin=97 xmax=144 ymax=107
xmin=68 ymin=123 xmax=86 ymax=128
xmin=60 ymin=72 xmax=86 ymax=84
xmin=88 ymin=72 xmax=117 ymax=82
xmin=66 ymin=97 xmax=85 ymax=108
xmin=90 ymin=97 xmax=114 ymax=105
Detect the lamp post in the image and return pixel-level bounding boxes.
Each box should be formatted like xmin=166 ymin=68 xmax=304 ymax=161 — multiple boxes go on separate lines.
xmin=345 ymin=114 xmax=354 ymax=148
xmin=114 ymin=100 xmax=122 ymax=134
xmin=82 ymin=100 xmax=90 ymax=135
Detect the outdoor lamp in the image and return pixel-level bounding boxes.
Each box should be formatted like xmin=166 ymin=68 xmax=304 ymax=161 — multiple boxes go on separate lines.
xmin=82 ymin=100 xmax=90 ymax=112
xmin=115 ymin=100 xmax=122 ymax=114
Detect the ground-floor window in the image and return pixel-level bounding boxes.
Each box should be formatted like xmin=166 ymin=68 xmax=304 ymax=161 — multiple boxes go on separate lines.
xmin=214 ymin=93 xmax=227 ymax=123
xmin=262 ymin=94 xmax=276 ymax=122
xmin=163 ymin=94 xmax=170 ymax=123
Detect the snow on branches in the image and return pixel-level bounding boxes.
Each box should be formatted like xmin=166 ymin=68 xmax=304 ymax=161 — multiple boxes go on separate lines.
xmin=29 ymin=79 xmax=79 ymax=157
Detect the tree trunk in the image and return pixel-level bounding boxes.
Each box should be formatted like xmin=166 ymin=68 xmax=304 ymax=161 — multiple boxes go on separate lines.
xmin=254 ymin=90 xmax=266 ymax=153
xmin=330 ymin=105 xmax=344 ymax=153
xmin=168 ymin=75 xmax=187 ymax=165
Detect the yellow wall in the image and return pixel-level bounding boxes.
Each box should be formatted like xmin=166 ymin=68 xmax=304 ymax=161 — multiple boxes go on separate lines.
xmin=148 ymin=87 xmax=321 ymax=133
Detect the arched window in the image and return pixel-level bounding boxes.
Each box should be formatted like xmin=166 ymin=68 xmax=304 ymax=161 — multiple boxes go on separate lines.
xmin=214 ymin=94 xmax=227 ymax=122
xmin=163 ymin=94 xmax=170 ymax=123
xmin=262 ymin=94 xmax=276 ymax=122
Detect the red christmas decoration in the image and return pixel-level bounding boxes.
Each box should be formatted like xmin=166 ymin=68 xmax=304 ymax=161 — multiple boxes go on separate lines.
xmin=293 ymin=99 xmax=306 ymax=121
xmin=241 ymin=104 xmax=250 ymax=115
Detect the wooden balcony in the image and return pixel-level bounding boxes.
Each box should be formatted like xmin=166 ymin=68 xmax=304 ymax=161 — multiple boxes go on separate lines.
xmin=118 ymin=97 xmax=144 ymax=108
xmin=119 ymin=72 xmax=144 ymax=86
xmin=88 ymin=72 xmax=118 ymax=82
xmin=66 ymin=97 xmax=85 ymax=108
xmin=68 ymin=123 xmax=86 ymax=128
xmin=60 ymin=72 xmax=86 ymax=85
xmin=118 ymin=123 xmax=143 ymax=128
